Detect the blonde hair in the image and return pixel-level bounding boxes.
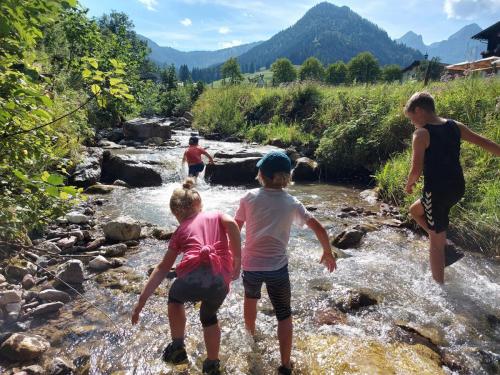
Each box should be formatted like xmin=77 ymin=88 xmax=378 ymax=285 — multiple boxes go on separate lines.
xmin=170 ymin=178 xmax=202 ymax=217
xmin=257 ymin=170 xmax=291 ymax=189
xmin=404 ymin=91 xmax=436 ymax=113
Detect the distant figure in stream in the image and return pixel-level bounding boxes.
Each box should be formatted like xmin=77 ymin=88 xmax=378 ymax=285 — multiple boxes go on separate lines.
xmin=234 ymin=151 xmax=337 ymax=375
xmin=182 ymin=136 xmax=214 ymax=180
xmin=404 ymin=91 xmax=500 ymax=284
xmin=131 ymin=178 xmax=241 ymax=375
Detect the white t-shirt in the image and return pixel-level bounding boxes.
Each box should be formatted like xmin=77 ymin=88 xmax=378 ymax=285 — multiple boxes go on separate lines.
xmin=234 ymin=188 xmax=313 ymax=271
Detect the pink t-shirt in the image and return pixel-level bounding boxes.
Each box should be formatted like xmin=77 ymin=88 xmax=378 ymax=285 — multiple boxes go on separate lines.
xmin=235 ymin=188 xmax=312 ymax=272
xmin=169 ymin=211 xmax=233 ymax=284
xmin=184 ymin=146 xmax=205 ymax=165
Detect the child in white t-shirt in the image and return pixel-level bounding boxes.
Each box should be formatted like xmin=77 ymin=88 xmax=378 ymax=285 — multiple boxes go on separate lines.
xmin=234 ymin=151 xmax=336 ymax=375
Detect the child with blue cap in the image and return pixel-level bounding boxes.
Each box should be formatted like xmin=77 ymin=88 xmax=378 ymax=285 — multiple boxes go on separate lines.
xmin=234 ymin=150 xmax=337 ymax=375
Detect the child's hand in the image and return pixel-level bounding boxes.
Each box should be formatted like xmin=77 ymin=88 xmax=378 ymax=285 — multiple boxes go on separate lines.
xmin=131 ymin=301 xmax=144 ymax=325
xmin=405 ymin=181 xmax=415 ymax=194
xmin=320 ymin=251 xmax=337 ymax=272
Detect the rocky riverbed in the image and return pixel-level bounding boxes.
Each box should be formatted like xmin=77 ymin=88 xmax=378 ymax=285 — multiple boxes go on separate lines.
xmin=0 ymin=123 xmax=499 ymax=375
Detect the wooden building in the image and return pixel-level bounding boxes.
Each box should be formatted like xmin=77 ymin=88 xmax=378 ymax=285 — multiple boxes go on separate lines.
xmin=472 ymin=21 xmax=500 ymax=58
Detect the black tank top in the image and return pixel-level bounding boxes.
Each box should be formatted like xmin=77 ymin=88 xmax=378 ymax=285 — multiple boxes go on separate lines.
xmin=423 ymin=120 xmax=464 ymax=190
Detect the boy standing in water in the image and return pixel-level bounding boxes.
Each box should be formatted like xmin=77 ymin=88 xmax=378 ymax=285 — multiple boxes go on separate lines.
xmin=404 ymin=92 xmax=500 ymax=283
xmin=183 ymin=136 xmax=214 ymax=178
xmin=234 ymin=151 xmax=337 ymax=375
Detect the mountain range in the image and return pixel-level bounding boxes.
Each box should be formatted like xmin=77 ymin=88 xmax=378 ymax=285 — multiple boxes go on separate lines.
xmin=139 ymin=36 xmax=261 ymax=69
xmin=396 ymin=24 xmax=484 ymax=64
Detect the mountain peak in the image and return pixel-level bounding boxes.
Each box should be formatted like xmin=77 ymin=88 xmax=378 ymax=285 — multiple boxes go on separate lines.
xmin=448 ymin=23 xmax=482 ymax=40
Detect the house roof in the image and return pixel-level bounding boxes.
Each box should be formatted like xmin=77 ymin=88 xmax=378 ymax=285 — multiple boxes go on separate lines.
xmin=472 ymin=21 xmax=500 ymax=40
xmin=446 ymin=56 xmax=499 ymax=71
xmin=402 ymin=60 xmax=420 ymax=73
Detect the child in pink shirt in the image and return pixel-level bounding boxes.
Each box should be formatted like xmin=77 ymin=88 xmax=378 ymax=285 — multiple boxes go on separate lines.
xmin=183 ymin=136 xmax=214 ymax=177
xmin=132 ymin=178 xmax=241 ymax=374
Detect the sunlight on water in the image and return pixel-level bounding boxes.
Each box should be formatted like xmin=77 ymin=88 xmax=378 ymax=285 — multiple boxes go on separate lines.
xmin=14 ymin=132 xmax=499 ymax=374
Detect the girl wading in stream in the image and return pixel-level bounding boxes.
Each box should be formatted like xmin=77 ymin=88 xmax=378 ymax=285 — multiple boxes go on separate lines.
xmin=404 ymin=91 xmax=500 ymax=284
xmin=234 ymin=150 xmax=337 ymax=375
xmin=131 ymin=178 xmax=241 ymax=375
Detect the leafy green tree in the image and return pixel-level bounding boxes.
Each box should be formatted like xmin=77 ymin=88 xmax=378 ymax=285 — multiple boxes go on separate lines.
xmin=299 ymin=57 xmax=324 ymax=81
xmin=416 ymin=58 xmax=444 ymax=82
xmin=325 ymin=61 xmax=347 ymax=85
xmin=221 ymin=57 xmax=243 ymax=84
xmin=161 ymin=64 xmax=178 ymax=90
xmin=271 ymin=58 xmax=297 ymax=85
xmin=381 ymin=64 xmax=402 ymax=82
xmin=179 ymin=64 xmax=191 ymax=83
xmin=347 ymin=52 xmax=380 ymax=83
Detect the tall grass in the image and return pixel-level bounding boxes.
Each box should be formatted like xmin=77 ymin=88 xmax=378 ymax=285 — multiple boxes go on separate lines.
xmin=193 ymin=77 xmax=500 ymax=254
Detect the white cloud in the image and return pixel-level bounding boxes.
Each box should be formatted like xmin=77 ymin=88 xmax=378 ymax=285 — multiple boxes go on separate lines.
xmin=138 ymin=0 xmax=158 ymax=11
xmin=219 ymin=26 xmax=231 ymax=34
xmin=180 ymin=18 xmax=193 ymax=26
xmin=220 ymin=40 xmax=243 ymax=48
xmin=443 ymin=0 xmax=500 ymax=19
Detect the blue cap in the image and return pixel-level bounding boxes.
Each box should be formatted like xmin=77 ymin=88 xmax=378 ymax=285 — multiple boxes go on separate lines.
xmin=256 ymin=151 xmax=291 ymax=178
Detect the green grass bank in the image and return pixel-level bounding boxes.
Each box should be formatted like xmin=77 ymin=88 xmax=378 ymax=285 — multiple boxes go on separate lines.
xmin=192 ymin=78 xmax=500 ymax=255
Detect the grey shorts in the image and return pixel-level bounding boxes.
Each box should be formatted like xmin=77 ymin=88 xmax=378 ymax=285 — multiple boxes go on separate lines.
xmin=168 ymin=266 xmax=228 ymax=327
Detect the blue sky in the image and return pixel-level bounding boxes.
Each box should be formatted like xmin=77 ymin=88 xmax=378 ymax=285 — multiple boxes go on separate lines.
xmin=79 ymin=0 xmax=500 ymax=51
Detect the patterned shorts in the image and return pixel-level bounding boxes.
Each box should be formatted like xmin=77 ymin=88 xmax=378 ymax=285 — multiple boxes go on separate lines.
xmin=422 ymin=182 xmax=465 ymax=233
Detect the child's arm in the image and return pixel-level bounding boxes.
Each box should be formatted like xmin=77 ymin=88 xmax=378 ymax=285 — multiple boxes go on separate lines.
xmin=201 ymin=147 xmax=215 ymax=164
xmin=457 ymin=122 xmax=500 ymax=156
xmin=405 ymin=128 xmax=429 ymax=194
xmin=221 ymin=214 xmax=242 ymax=280
xmin=306 ymin=217 xmax=337 ymax=272
xmin=131 ymin=248 xmax=178 ymax=324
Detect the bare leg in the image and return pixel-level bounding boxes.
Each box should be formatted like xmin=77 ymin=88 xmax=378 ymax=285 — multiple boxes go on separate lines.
xmin=429 ymin=230 xmax=447 ymax=283
xmin=277 ymin=317 xmax=293 ymax=369
xmin=168 ymin=303 xmax=186 ymax=340
xmin=409 ymin=199 xmax=430 ymax=234
xmin=244 ymin=297 xmax=258 ymax=335
xmin=203 ymin=323 xmax=221 ymax=360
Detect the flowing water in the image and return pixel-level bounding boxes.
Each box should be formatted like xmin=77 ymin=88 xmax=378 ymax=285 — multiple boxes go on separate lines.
xmin=8 ymin=131 xmax=500 ymax=374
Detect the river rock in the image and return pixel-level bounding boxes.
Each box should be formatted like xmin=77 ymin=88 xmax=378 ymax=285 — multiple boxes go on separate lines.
xmin=71 ymin=147 xmax=103 ymax=188
xmin=296 ymin=335 xmax=443 ymax=374
xmin=101 ymin=153 xmax=162 ymax=187
xmin=103 ymin=216 xmax=141 ymax=241
xmin=360 ymin=188 xmax=379 ymax=204
xmin=102 ymin=243 xmax=127 ymax=257
xmin=205 ymin=150 xmax=263 ymax=185
xmin=314 ymin=308 xmax=347 ymax=326
xmin=291 ymin=157 xmax=320 ymax=182
xmin=55 ymin=260 xmax=84 ymax=286
xmin=171 ymin=117 xmax=190 ymax=129
xmin=332 ymin=288 xmax=378 ymax=312
xmin=38 ymin=241 xmax=62 ymax=254
xmin=285 ymin=147 xmax=301 ymax=164
xmin=332 ymin=228 xmax=365 ymax=249
xmin=5 ymin=302 xmax=22 ymax=313
xmin=88 ymin=256 xmax=112 ymax=271
xmin=30 ymin=302 xmax=64 ymax=316
xmin=21 ymin=365 xmax=45 ymax=375
xmin=22 ymin=274 xmax=35 ymax=290
xmin=49 ymin=357 xmax=75 ymax=375
xmin=56 ymin=236 xmax=77 ymax=250
xmin=113 ymin=179 xmax=130 ymax=188
xmin=38 ymin=289 xmax=71 ymax=303
xmin=94 ymin=267 xmax=143 ymax=293
xmin=84 ymin=184 xmax=116 ymax=194
xmin=123 ymin=117 xmax=171 ymax=141
xmin=0 ymin=333 xmax=50 ymax=361
xmin=5 ymin=264 xmax=30 ymax=281
xmin=85 ymin=237 xmax=106 ymax=251
xmin=0 ymin=290 xmax=22 ymax=305
xmin=151 ymin=227 xmax=174 ymax=241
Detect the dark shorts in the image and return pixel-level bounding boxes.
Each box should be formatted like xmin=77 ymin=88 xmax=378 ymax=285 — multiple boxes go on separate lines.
xmin=168 ymin=266 xmax=228 ymax=327
xmin=242 ymin=265 xmax=291 ymax=321
xmin=422 ymin=182 xmax=465 ymax=233
xmin=188 ymin=163 xmax=205 ymax=177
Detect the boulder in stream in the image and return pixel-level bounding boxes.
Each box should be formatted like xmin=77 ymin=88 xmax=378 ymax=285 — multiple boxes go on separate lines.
xmin=0 ymin=333 xmax=50 ymax=362
xmin=55 ymin=260 xmax=85 ymax=286
xmin=103 ymin=216 xmax=141 ymax=241
xmin=101 ymin=152 xmax=162 ymax=187
xmin=332 ymin=228 xmax=365 ymax=249
xmin=38 ymin=289 xmax=71 ymax=303
xmin=123 ymin=117 xmax=171 ymax=141
xmin=88 ymin=255 xmax=113 ymax=272
xmin=291 ymin=157 xmax=320 ymax=182
xmin=49 ymin=356 xmax=76 ymax=375
xmin=29 ymin=302 xmax=64 ymax=317
xmin=70 ymin=147 xmax=103 ymax=188
xmin=205 ymin=149 xmax=268 ymax=185
xmin=84 ymin=184 xmax=116 ymax=194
